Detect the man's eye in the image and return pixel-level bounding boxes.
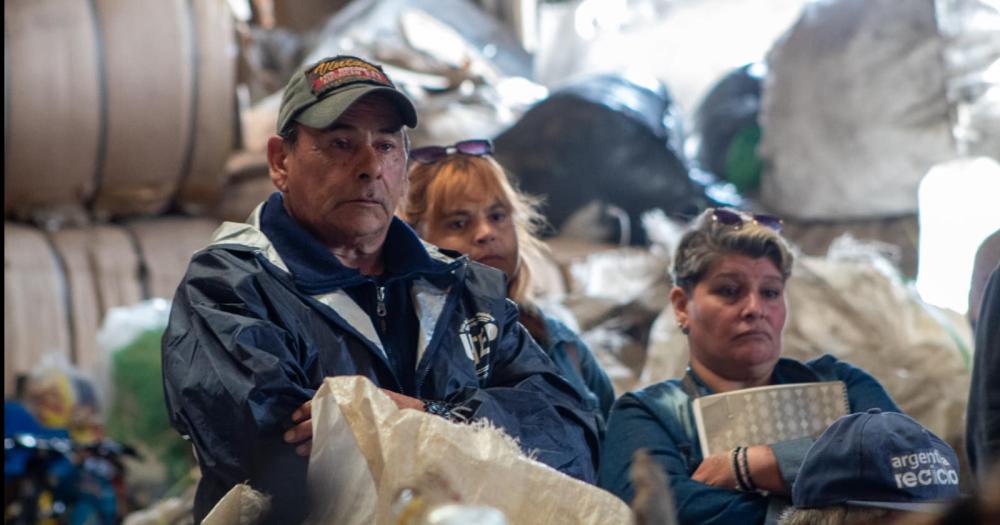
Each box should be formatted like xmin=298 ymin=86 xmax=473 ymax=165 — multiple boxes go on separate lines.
xmin=448 ymin=220 xmax=466 ymax=230
xmin=323 ymin=138 xmax=350 ymax=150
xmin=377 ymin=142 xmax=396 ymax=152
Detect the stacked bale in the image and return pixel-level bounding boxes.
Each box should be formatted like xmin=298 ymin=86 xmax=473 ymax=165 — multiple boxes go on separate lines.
xmin=3 ymin=218 xmax=221 ymax=396
xmin=4 ymin=0 xmax=236 ymax=224
xmin=4 ymin=0 xmax=236 ymax=389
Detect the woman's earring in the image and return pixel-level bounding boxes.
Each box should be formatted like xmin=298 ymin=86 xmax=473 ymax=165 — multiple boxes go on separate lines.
xmin=677 ymin=321 xmax=689 ymax=335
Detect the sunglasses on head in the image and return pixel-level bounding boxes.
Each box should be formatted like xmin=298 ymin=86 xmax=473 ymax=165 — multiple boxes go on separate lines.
xmin=409 ymin=139 xmax=494 ymax=164
xmin=711 ymin=208 xmax=784 ymax=232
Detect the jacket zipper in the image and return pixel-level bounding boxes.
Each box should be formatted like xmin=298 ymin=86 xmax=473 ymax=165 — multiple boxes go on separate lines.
xmin=376 ymin=285 xmax=387 ymax=333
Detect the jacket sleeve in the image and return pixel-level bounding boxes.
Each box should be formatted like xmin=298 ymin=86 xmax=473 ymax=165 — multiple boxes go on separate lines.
xmin=161 ymin=250 xmax=314 ymax=524
xmin=599 ymin=394 xmax=768 ymax=525
xmin=438 ymin=298 xmax=601 ymax=484
xmin=968 ymin=266 xmax=1000 ymax=483
xmin=573 ymin=335 xmax=617 ymax=423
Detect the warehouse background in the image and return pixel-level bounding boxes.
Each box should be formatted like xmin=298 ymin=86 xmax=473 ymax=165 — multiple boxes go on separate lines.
xmin=4 ymin=0 xmax=999 ymax=521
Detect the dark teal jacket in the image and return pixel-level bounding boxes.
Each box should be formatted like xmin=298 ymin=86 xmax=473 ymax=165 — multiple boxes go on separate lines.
xmin=598 ymin=355 xmax=900 ymax=525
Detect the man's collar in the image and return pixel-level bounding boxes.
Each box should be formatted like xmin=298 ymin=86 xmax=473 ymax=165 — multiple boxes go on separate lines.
xmin=259 ymin=192 xmax=452 ymax=294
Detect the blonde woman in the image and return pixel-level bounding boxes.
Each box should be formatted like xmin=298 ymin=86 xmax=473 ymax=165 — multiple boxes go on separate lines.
xmin=401 ymin=140 xmax=614 ymax=423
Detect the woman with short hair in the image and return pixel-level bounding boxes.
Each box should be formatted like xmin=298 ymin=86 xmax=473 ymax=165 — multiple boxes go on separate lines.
xmin=598 ymin=207 xmax=902 ymax=524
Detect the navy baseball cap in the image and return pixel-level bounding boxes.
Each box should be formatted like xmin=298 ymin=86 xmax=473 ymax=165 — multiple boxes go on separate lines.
xmin=793 ymin=408 xmax=960 ymax=512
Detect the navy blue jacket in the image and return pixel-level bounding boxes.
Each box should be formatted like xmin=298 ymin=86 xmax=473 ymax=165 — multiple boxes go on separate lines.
xmin=161 ymin=195 xmax=599 ymax=524
xmin=598 ymin=355 xmax=900 ymax=525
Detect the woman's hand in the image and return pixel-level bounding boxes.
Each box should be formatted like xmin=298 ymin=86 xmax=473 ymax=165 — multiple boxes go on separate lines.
xmin=692 ymin=450 xmax=738 ymax=489
xmin=284 ymin=399 xmax=312 ymax=457
xmin=691 ymin=445 xmax=787 ymax=494
xmin=744 ymin=445 xmax=786 ymax=494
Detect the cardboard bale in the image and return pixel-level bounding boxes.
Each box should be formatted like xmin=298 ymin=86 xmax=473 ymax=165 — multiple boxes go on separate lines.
xmin=4 ymin=223 xmax=73 ymax=396
xmin=127 ymin=218 xmax=221 ymax=300
xmin=4 ymin=0 xmax=100 ymax=226
xmin=174 ymin=0 xmax=238 ymax=215
xmin=49 ymin=229 xmax=104 ymax=374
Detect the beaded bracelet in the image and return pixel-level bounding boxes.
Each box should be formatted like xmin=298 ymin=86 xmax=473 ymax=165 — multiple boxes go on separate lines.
xmin=731 ymin=446 xmax=751 ymax=491
xmin=740 ymin=446 xmax=758 ymax=492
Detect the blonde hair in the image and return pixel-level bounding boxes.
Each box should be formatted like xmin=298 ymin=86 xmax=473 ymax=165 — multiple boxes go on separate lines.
xmin=401 ymin=154 xmax=548 ymax=304
xmin=673 ymin=207 xmax=795 ymax=293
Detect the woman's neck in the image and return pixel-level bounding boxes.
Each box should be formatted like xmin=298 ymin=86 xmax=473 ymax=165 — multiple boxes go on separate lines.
xmin=689 ymin=359 xmax=772 ymax=394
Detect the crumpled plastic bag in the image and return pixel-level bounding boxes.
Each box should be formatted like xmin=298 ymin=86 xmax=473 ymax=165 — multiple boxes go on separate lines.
xmin=305 ymin=376 xmax=631 ymax=525
xmin=202 ymin=484 xmax=271 ymax=525
xmin=758 ymin=0 xmax=954 ymax=219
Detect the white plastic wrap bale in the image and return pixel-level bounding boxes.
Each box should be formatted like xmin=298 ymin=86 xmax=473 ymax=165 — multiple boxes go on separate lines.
xmin=304 ymin=376 xmax=631 ymax=525
xmin=298 ymin=0 xmax=542 ymax=148
xmin=758 ymin=0 xmax=955 ymax=219
xmin=935 ymin=0 xmax=1000 ymax=159
xmin=640 ymin=244 xmax=972 ymax=444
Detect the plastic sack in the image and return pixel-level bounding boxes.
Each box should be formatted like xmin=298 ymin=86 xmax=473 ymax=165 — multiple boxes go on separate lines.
xmin=494 ymin=73 xmax=710 ymax=244
xmin=96 ymin=299 xmax=195 ymax=500
xmin=758 ymin=0 xmax=954 ymax=219
xmin=305 ymin=376 xmax=631 ymax=525
xmin=691 ymin=63 xmax=766 ymax=194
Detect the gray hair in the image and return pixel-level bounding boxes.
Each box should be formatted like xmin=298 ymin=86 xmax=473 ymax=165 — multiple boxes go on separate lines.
xmin=672 ymin=208 xmax=794 ymax=293
xmin=777 ymin=506 xmax=899 ymax=525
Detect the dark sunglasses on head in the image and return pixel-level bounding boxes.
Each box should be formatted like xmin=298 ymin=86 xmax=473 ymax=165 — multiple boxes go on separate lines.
xmin=711 ymin=208 xmax=784 ymax=232
xmin=409 ymin=139 xmax=494 ymax=164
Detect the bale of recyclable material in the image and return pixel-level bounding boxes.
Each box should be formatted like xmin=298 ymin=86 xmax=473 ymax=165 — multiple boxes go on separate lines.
xmin=4 ymin=0 xmax=236 ymax=223
xmin=4 ymin=0 xmax=101 ymax=225
xmin=758 ymin=0 xmax=953 ymax=219
xmin=3 ymin=223 xmax=73 ymax=396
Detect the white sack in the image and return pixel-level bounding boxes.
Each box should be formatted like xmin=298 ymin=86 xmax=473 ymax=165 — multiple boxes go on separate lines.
xmin=759 ymin=0 xmax=955 ymax=219
xmin=306 ymin=376 xmax=631 ymax=525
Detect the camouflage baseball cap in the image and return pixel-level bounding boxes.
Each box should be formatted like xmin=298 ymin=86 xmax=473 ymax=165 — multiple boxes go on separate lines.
xmin=276 ymin=55 xmax=418 ymax=134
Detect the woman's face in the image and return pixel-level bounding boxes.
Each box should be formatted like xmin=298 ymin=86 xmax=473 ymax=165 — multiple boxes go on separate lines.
xmin=421 ymin=185 xmax=519 ymax=280
xmin=672 ymin=253 xmax=787 ymax=382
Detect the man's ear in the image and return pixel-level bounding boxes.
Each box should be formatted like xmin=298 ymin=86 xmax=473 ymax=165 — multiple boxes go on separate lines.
xmin=267 ymin=135 xmax=290 ymax=193
xmin=670 ymin=285 xmax=690 ymax=328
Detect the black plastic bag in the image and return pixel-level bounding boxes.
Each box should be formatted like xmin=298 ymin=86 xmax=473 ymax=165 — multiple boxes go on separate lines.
xmin=691 ymin=63 xmax=764 ymax=194
xmin=494 ymin=73 xmax=709 ymax=245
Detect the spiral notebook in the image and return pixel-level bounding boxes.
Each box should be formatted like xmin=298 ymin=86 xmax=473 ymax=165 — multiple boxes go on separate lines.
xmin=692 ymin=381 xmax=849 ymax=457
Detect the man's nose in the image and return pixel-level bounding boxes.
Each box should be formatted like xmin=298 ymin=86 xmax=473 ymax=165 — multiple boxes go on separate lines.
xmin=355 ymin=144 xmax=381 ymax=180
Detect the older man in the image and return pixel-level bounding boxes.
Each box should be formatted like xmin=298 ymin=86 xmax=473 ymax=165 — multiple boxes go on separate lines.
xmin=162 ymin=55 xmax=599 ymax=524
